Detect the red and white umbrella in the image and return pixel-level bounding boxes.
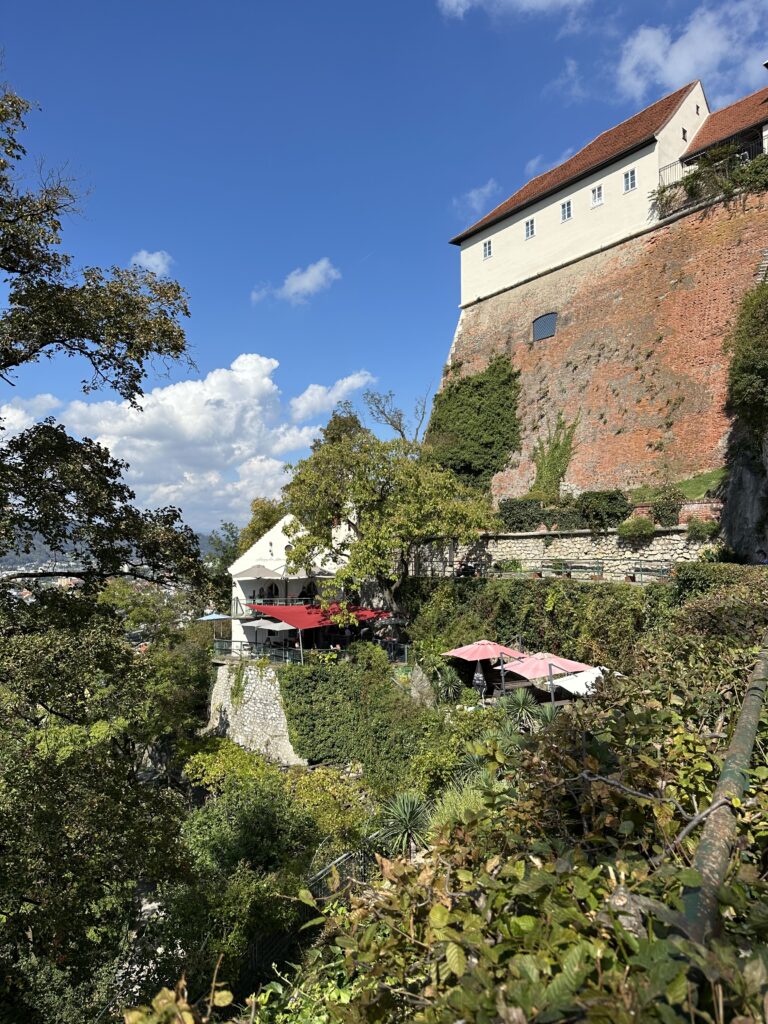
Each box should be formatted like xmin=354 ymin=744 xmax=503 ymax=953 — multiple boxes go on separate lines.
xmin=501 ymin=652 xmax=593 ymax=677
xmin=443 ymin=639 xmax=525 ymax=694
xmin=443 ymin=639 xmax=525 ymax=661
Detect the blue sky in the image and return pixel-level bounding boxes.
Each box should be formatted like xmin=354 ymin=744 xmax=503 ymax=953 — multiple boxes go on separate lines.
xmin=2 ymin=0 xmax=767 ymax=530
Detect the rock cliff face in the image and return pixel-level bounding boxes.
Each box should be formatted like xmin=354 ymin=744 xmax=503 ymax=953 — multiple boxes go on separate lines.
xmin=445 ymin=194 xmax=768 ymax=507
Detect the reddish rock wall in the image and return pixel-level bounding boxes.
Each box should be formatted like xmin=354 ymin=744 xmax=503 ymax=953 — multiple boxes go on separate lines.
xmin=445 ymin=194 xmax=768 ymax=500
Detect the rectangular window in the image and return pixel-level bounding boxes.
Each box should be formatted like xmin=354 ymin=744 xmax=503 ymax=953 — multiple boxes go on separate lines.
xmin=623 ymin=168 xmax=637 ymax=193
xmin=682 ymin=127 xmax=688 ymax=141
xmin=591 ymin=184 xmax=603 ymax=206
xmin=560 ymin=200 xmax=572 ymax=222
xmin=525 ymin=217 xmax=535 ymax=239
xmin=482 ymin=239 xmax=492 ymax=260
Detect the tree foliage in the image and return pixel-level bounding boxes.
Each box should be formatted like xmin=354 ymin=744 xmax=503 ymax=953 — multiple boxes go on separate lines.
xmin=425 ymin=355 xmax=521 ymax=488
xmin=284 ymin=407 xmax=491 ymax=609
xmin=237 ymin=497 xmax=286 ymax=555
xmin=726 ymin=281 xmax=768 ymax=440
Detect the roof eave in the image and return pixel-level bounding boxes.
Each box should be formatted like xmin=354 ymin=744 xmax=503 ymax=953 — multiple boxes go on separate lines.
xmin=449 ymin=137 xmax=656 ymax=246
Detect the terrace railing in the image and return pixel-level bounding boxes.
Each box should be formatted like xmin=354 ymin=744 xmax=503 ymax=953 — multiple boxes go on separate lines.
xmin=658 ymin=137 xmax=765 ymax=190
xmin=213 ymin=637 xmax=410 ymax=665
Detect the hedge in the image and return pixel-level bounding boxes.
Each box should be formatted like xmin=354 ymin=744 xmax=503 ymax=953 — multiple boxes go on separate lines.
xmin=278 ymin=644 xmax=429 ymax=796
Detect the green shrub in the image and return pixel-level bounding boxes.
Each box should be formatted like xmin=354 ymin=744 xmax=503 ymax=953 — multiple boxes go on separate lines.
xmin=426 ymin=355 xmax=521 ymax=488
xmin=574 ymin=489 xmax=632 ymax=532
xmin=617 ymin=515 xmax=656 ymax=541
xmin=727 ymin=281 xmax=768 ymax=439
xmin=497 ymin=498 xmax=545 ymax=532
xmin=650 ymin=484 xmax=685 ymax=526
xmin=492 ymin=558 xmax=523 ymax=573
xmin=278 ymin=644 xmax=427 ymax=796
xmin=686 ymin=517 xmax=720 ymax=542
xmin=732 ymin=152 xmax=768 ymax=193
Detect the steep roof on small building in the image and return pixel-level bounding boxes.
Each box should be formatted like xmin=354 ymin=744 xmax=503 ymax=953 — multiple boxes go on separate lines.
xmin=683 ymin=85 xmax=768 ymax=158
xmin=450 ymin=81 xmax=698 ymax=245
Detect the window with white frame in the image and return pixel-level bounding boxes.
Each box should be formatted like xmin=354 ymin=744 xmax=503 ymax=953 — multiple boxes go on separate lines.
xmin=525 ymin=217 xmax=535 ymax=239
xmin=591 ymin=184 xmax=603 ymax=207
xmin=561 ymin=200 xmax=572 ymax=222
xmin=623 ymin=168 xmax=637 ymax=193
xmin=482 ymin=238 xmax=493 ymax=260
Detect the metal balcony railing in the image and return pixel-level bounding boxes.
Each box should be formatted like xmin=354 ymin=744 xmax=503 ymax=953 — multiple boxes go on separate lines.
xmin=658 ymin=137 xmax=765 ymax=189
xmin=213 ymin=637 xmax=409 ymax=665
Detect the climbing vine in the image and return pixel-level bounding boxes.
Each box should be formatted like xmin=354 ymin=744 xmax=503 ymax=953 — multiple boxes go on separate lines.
xmin=426 ymin=355 xmax=521 ymax=489
xmin=726 ymin=280 xmax=768 ymax=441
xmin=529 ymin=412 xmax=578 ymax=502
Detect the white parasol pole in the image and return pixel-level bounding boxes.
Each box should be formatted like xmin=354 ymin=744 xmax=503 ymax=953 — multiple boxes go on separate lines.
xmin=548 ymin=662 xmax=556 ymax=704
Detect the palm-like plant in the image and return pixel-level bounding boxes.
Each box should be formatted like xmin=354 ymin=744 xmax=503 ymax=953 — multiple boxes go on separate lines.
xmin=379 ymin=791 xmax=432 ymax=859
xmin=537 ymin=703 xmax=561 ymax=727
xmin=435 ymin=665 xmax=464 ymax=704
xmin=501 ymin=688 xmax=541 ymax=731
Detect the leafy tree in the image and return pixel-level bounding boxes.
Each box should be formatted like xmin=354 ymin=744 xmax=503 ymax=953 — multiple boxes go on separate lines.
xmin=204 ymin=520 xmax=241 ymax=609
xmin=425 ymin=355 xmax=521 ymax=488
xmin=0 ymin=81 xmax=206 ymax=1021
xmin=284 ymin=408 xmax=491 ymax=609
xmin=237 ymin=497 xmax=286 ymax=555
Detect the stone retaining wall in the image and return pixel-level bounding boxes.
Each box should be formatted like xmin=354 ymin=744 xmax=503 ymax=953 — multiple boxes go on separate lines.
xmin=420 ymin=527 xmax=709 ymax=581
xmin=207 ymin=662 xmax=305 ymax=765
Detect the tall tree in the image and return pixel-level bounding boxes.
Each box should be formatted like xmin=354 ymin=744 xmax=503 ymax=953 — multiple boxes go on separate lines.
xmin=284 ymin=403 xmax=491 ymax=609
xmin=237 ymin=497 xmax=286 ymax=555
xmin=0 ymin=82 xmax=207 ymax=1021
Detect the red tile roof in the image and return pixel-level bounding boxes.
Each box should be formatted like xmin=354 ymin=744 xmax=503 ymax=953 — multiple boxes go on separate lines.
xmin=450 ymin=82 xmax=698 ymax=245
xmin=683 ymin=85 xmax=768 ymax=158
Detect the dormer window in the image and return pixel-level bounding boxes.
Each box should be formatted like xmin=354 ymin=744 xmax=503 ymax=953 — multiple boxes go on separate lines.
xmin=483 ymin=239 xmax=493 ymax=260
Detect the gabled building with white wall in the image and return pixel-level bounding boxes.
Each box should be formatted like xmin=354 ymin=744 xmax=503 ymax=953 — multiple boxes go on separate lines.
xmin=450 ymin=80 xmax=768 ymax=315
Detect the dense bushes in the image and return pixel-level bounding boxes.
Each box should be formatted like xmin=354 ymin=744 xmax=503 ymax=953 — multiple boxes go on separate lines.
xmin=244 ymin=565 xmax=768 ymax=1024
xmin=278 ymin=644 xmax=427 ymax=796
xmin=686 ymin=516 xmax=720 ymax=542
xmin=498 ymin=490 xmax=633 ymax=534
xmin=426 ymin=355 xmax=521 ymax=488
xmin=727 ymin=281 xmax=768 ymax=439
xmin=407 ymin=576 xmax=674 ymax=673
xmin=617 ymin=514 xmax=656 ymax=541
xmin=649 ymin=484 xmax=685 ymax=526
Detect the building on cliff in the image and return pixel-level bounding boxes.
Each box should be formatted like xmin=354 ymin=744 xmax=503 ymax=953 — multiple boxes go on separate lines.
xmin=445 ymin=79 xmax=768 ymax=502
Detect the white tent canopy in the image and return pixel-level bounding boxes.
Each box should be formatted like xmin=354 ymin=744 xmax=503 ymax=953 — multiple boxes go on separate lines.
xmin=248 ymin=618 xmax=296 ymax=632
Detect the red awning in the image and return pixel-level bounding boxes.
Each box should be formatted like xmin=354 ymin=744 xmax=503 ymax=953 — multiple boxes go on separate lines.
xmin=246 ymin=603 xmax=389 ymax=630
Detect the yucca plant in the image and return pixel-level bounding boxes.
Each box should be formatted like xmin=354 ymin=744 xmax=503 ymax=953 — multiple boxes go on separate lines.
xmin=434 ymin=665 xmax=464 ymax=704
xmin=379 ymin=791 xmax=431 ymax=859
xmin=537 ymin=703 xmax=561 ymax=727
xmin=500 ymin=687 xmax=541 ymax=731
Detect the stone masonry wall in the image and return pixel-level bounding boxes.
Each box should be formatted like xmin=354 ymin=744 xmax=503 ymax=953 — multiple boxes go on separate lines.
xmin=420 ymin=527 xmax=708 ymax=582
xmin=446 ymin=194 xmax=768 ymax=500
xmin=207 ymin=662 xmax=305 ymax=766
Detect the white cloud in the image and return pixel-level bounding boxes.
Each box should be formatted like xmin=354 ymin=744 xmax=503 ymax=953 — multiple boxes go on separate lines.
xmin=438 ymin=0 xmax=588 ymax=17
xmin=545 ymin=58 xmax=587 ymax=103
xmin=0 ymin=355 xmax=373 ymax=531
xmin=275 ymin=257 xmax=341 ymax=304
xmin=130 ymin=249 xmax=174 ymax=276
xmin=617 ymin=0 xmax=768 ymax=107
xmin=0 ymin=394 xmax=61 ymax=433
xmin=250 ymin=283 xmax=270 ymax=304
xmin=452 ymin=178 xmax=501 ymax=220
xmin=290 ymin=370 xmax=376 ymax=422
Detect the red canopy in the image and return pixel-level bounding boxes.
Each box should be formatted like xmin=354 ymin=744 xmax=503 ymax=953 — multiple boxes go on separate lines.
xmin=502 ymin=652 xmax=593 ymax=678
xmin=442 ymin=639 xmax=525 ymax=661
xmin=247 ymin=603 xmax=389 ymax=631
